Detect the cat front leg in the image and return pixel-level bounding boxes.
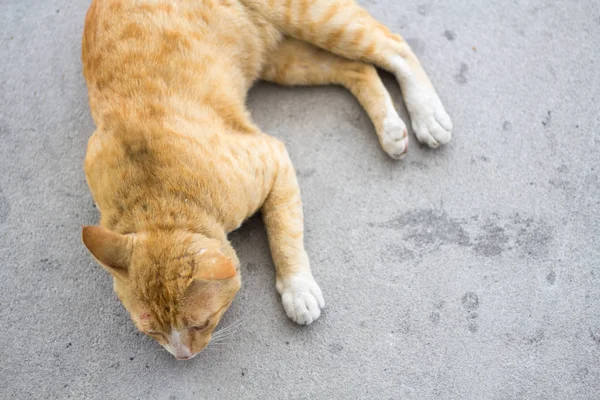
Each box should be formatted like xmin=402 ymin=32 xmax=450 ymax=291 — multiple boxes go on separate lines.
xmin=261 ymin=140 xmax=324 ymax=325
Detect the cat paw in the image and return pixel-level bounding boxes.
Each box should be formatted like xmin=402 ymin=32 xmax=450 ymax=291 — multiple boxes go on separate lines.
xmin=380 ymin=116 xmax=409 ymax=159
xmin=408 ymin=91 xmax=453 ymax=148
xmin=276 ymin=274 xmax=325 ymax=325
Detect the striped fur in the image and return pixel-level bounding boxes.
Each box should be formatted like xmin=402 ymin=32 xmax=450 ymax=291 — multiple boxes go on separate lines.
xmin=81 ymin=0 xmax=452 ymax=358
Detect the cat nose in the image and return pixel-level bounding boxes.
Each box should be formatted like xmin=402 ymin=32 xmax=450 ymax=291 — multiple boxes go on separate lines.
xmin=174 ymin=346 xmax=192 ymax=360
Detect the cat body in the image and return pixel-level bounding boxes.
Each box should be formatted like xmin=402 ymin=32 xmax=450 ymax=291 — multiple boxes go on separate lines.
xmin=81 ymin=0 xmax=452 ymax=360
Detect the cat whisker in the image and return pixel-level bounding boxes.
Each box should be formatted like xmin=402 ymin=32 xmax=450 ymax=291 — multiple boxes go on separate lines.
xmin=211 ymin=332 xmax=240 ymax=343
xmin=212 ymin=313 xmax=256 ymax=337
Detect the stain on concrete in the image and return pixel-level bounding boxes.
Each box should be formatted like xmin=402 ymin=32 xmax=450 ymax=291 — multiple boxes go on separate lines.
xmin=371 ymin=210 xmax=552 ymax=259
xmin=473 ymin=221 xmax=510 ymax=256
xmin=0 ymin=187 xmax=10 ymax=223
xmin=328 ymin=343 xmax=344 ymax=354
xmin=429 ymin=312 xmax=440 ymax=324
xmin=526 ymin=329 xmax=545 ymax=345
xmin=471 ymin=214 xmax=553 ymax=258
xmin=462 ymin=292 xmax=479 ymax=310
xmin=549 ymin=178 xmax=571 ymax=191
xmin=297 ymin=168 xmax=316 ymax=179
xmin=541 ymin=110 xmax=552 ymax=127
xmin=371 ymin=209 xmax=470 ymax=248
xmin=417 ymin=4 xmax=431 ymax=16
xmin=381 ymin=244 xmax=415 ymax=263
xmin=590 ymin=330 xmax=600 ymax=346
xmin=468 ymin=322 xmax=478 ymax=333
xmin=443 ymin=30 xmax=456 ymax=41
xmin=455 ymin=63 xmax=469 ymax=84
xmin=462 ymin=292 xmax=479 ymax=333
xmin=513 ymin=214 xmax=553 ymax=258
xmin=546 ymin=270 xmax=556 ymax=285
xmin=502 ymin=121 xmax=512 ymax=131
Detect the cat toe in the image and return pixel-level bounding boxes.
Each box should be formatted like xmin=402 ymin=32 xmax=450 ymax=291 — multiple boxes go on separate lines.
xmin=381 ymin=116 xmax=409 ymax=159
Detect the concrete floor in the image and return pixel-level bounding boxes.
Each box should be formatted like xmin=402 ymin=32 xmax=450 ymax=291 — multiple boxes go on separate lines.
xmin=1 ymin=0 xmax=599 ymax=398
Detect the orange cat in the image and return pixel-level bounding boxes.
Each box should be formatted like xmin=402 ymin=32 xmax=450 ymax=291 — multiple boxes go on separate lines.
xmin=81 ymin=0 xmax=452 ymax=360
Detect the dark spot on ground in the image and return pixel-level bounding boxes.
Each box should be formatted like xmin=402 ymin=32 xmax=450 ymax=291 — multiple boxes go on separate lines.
xmin=429 ymin=312 xmax=440 ymax=324
xmin=547 ymin=270 xmax=556 ymax=285
xmin=455 ymin=63 xmax=469 ymax=84
xmin=473 ymin=221 xmax=510 ymax=257
xmin=298 ymin=168 xmax=316 ymax=179
xmin=443 ymin=30 xmax=456 ymax=41
xmin=462 ymin=292 xmax=479 ymax=310
xmin=468 ymin=322 xmax=478 ymax=333
xmin=462 ymin=292 xmax=480 ymax=333
xmin=285 ymin=341 xmax=290 ymax=345
xmin=542 ymin=111 xmax=552 ymax=127
xmin=129 ymin=357 xmax=134 ymax=361
xmin=527 ymin=329 xmax=545 ymax=345
xmin=241 ymin=367 xmax=248 ymax=377
xmin=381 ymin=244 xmax=415 ymax=263
xmin=417 ymin=4 xmax=431 ymax=15
xmin=329 ymin=343 xmax=344 ymax=353
xmin=0 ymin=187 xmax=10 ymax=223
xmin=66 ymin=342 xmax=72 ymax=348
xmin=512 ymin=214 xmax=553 ymax=258
xmin=575 ymin=367 xmax=589 ymax=382
xmin=503 ymin=121 xmax=512 ymax=131
xmin=590 ymin=330 xmax=600 ymax=346
xmin=371 ymin=209 xmax=470 ymax=249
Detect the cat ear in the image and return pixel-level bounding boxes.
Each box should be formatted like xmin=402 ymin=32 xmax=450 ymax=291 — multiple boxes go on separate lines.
xmin=82 ymin=226 xmax=133 ymax=278
xmin=194 ymin=250 xmax=237 ymax=281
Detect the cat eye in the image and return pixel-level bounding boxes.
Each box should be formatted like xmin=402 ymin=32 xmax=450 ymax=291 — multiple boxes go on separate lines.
xmin=146 ymin=330 xmax=165 ymax=339
xmin=190 ymin=320 xmax=210 ymax=332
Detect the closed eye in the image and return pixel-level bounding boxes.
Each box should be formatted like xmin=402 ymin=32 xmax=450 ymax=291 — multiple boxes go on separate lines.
xmin=190 ymin=320 xmax=210 ymax=332
xmin=146 ymin=330 xmax=166 ymax=339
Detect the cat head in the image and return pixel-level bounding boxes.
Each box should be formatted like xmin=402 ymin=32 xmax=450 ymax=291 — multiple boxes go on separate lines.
xmin=82 ymin=226 xmax=240 ymax=360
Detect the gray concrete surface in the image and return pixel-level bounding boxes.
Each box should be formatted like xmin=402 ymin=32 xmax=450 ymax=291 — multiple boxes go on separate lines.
xmin=1 ymin=0 xmax=599 ymax=398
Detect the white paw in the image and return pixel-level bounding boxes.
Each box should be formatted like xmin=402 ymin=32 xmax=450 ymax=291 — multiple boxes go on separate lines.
xmin=276 ymin=274 xmax=325 ymax=325
xmin=380 ymin=115 xmax=409 ymax=159
xmin=407 ymin=90 xmax=453 ymax=148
